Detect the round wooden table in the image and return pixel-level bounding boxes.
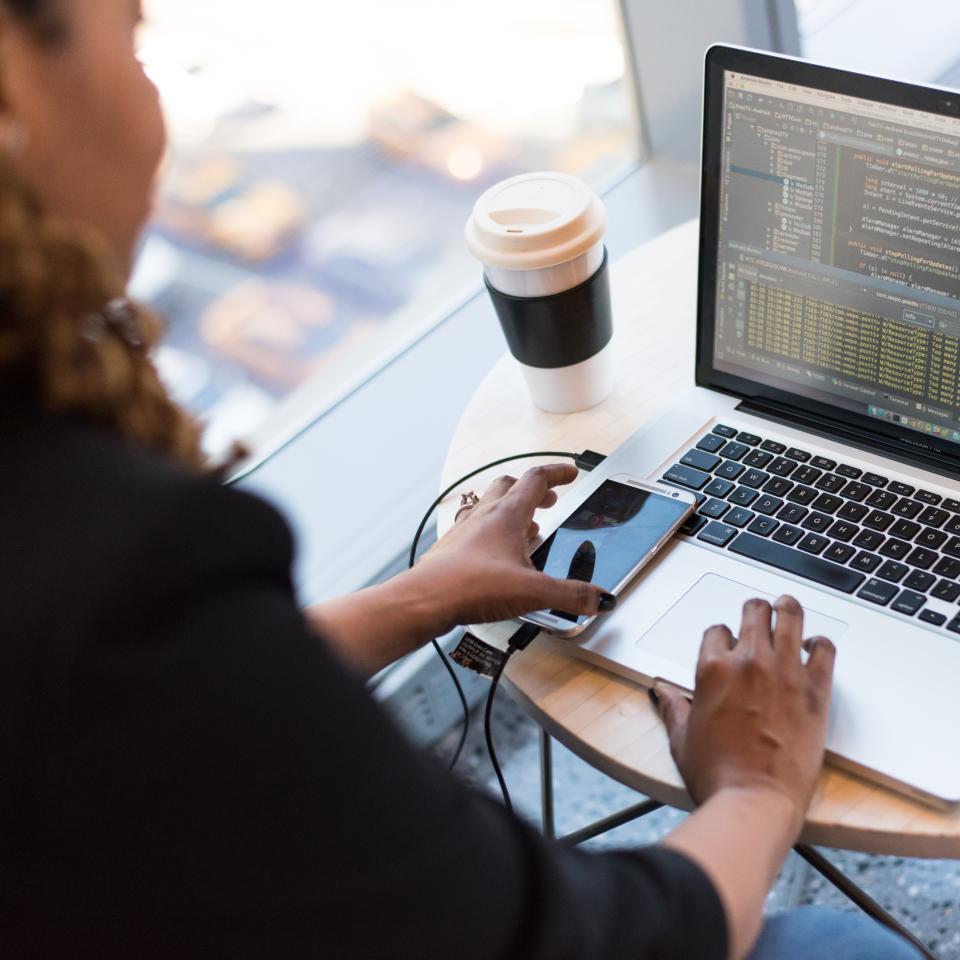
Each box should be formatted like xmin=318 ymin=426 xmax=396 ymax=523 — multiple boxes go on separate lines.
xmin=437 ymin=218 xmax=960 ymax=867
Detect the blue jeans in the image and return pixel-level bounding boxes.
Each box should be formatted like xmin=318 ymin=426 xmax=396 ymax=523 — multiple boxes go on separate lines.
xmin=749 ymin=907 xmax=924 ymax=960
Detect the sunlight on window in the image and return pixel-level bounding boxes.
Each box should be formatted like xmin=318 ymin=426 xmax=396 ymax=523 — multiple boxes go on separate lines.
xmin=134 ymin=1 xmax=631 ymax=456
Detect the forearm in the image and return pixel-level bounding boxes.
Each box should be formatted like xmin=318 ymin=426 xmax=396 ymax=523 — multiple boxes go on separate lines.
xmin=661 ymin=787 xmax=801 ymax=960
xmin=307 ymin=569 xmax=451 ymax=678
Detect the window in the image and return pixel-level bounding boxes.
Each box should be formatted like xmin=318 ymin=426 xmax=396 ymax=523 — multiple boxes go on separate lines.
xmin=135 ymin=1 xmax=633 ymax=458
xmin=796 ymin=0 xmax=960 ymax=84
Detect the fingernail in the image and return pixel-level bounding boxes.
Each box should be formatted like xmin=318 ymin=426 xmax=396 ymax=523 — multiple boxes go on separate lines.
xmin=598 ymin=592 xmax=617 ymax=612
xmin=647 ymin=686 xmax=660 ymax=708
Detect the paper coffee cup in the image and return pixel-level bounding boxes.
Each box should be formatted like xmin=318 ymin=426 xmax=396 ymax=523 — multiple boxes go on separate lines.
xmin=465 ymin=172 xmax=614 ymax=413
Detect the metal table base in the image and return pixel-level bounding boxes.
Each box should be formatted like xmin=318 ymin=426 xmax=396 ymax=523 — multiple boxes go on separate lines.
xmin=538 ymin=728 xmax=937 ymax=960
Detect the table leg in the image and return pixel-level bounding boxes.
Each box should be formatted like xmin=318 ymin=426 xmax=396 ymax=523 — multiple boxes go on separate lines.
xmin=540 ymin=727 xmax=555 ymax=840
xmin=794 ymin=844 xmax=938 ymax=960
xmin=539 ymin=725 xmax=663 ymax=846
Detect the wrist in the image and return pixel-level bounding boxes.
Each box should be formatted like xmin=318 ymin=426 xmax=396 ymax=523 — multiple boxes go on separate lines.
xmin=709 ymin=784 xmax=806 ymax=840
xmin=383 ymin=566 xmax=458 ymax=639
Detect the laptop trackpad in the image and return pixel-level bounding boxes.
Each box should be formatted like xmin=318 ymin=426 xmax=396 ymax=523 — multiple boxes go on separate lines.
xmin=637 ymin=573 xmax=849 ymax=683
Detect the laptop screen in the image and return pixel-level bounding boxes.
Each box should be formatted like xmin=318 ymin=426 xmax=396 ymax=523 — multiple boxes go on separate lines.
xmin=711 ymin=66 xmax=960 ymax=448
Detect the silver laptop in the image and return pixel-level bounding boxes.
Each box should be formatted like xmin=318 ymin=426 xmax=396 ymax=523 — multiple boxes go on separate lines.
xmin=562 ymin=45 xmax=960 ymax=808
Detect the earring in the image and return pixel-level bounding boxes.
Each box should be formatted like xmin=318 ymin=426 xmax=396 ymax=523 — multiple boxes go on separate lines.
xmin=0 ymin=121 xmax=27 ymax=156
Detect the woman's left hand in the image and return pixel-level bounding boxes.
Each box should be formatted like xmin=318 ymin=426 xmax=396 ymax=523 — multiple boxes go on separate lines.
xmin=412 ymin=463 xmax=615 ymax=631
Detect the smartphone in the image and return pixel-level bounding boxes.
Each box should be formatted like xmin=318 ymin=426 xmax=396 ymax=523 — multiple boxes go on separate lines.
xmin=522 ymin=475 xmax=697 ymax=637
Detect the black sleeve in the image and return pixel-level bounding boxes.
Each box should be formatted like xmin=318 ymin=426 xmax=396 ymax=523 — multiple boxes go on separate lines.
xmin=38 ymin=478 xmax=727 ymax=960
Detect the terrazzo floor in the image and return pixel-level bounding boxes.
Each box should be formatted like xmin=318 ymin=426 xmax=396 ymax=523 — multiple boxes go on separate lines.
xmin=434 ymin=688 xmax=960 ymax=958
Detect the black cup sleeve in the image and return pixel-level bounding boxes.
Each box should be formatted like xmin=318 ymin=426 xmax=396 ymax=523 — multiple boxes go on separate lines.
xmin=485 ymin=248 xmax=612 ymax=369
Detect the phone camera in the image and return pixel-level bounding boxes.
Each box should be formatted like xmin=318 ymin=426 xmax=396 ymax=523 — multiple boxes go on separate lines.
xmin=937 ymin=98 xmax=959 ymax=115
xmin=671 ymin=491 xmax=679 ymax=497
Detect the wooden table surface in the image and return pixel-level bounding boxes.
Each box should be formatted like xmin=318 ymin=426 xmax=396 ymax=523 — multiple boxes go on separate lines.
xmin=438 ymin=218 xmax=960 ymax=858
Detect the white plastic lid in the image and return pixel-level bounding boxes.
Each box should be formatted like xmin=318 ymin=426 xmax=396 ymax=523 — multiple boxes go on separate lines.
xmin=465 ymin=171 xmax=608 ymax=271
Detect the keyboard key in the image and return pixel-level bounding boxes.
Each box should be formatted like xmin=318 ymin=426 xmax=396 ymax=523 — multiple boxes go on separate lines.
xmin=827 ymin=520 xmax=859 ymax=542
xmin=748 ymin=515 xmax=779 ymax=537
xmin=932 ymin=580 xmax=960 ymax=602
xmin=697 ymin=521 xmax=737 ymax=547
xmin=863 ymin=510 xmax=894 ymax=532
xmin=777 ymin=503 xmax=808 ymax=524
xmin=815 ymin=473 xmax=846 ymax=493
xmin=892 ymin=498 xmax=923 ymax=519
xmin=736 ymin=432 xmax=762 ymax=446
xmin=785 ymin=447 xmax=810 ymax=463
xmin=918 ymin=506 xmax=949 ymax=529
xmin=916 ymin=528 xmax=948 ymax=550
xmin=905 ymin=547 xmax=939 ymax=570
xmin=716 ymin=461 xmax=745 ymax=481
xmin=824 ymin=542 xmax=856 ymax=565
xmin=763 ymin=476 xmax=793 ymax=496
xmin=836 ymin=501 xmax=869 ymax=523
xmin=914 ymin=490 xmax=942 ymax=506
xmin=726 ymin=507 xmax=755 ymax=528
xmin=944 ymin=537 xmax=960 ymax=559
xmin=876 ymin=560 xmax=908 ymax=583
xmin=700 ymin=498 xmax=730 ymax=519
xmin=945 ymin=515 xmax=960 ymax=535
xmin=801 ymin=512 xmax=832 ymax=534
xmin=878 ymin=538 xmax=910 ymax=560
xmin=680 ymin=514 xmax=708 ymax=536
xmin=728 ymin=486 xmax=759 ymax=507
xmin=810 ymin=456 xmax=837 ymax=471
xmin=704 ymin=477 xmax=736 ymax=499
xmin=740 ymin=468 xmax=770 ymax=489
xmin=663 ymin=464 xmax=711 ymax=490
xmin=851 ymin=551 xmax=882 ymax=573
xmin=835 ymin=464 xmax=862 ymax=479
xmin=728 ymin=533 xmax=865 ymax=593
xmin=948 ymin=618 xmax=960 ymax=636
xmin=793 ymin=465 xmax=822 ymax=485
xmin=719 ymin=441 xmax=750 ymax=461
xmin=786 ymin=485 xmax=817 ymax=506
xmin=743 ymin=449 xmax=773 ymax=469
xmin=943 ymin=498 xmax=960 ymax=513
xmin=920 ymin=609 xmax=947 ymax=627
xmin=904 ymin=570 xmax=936 ymax=592
xmin=798 ymin=533 xmax=830 ymax=555
xmin=768 ymin=457 xmax=798 ymax=477
xmin=811 ymin=493 xmax=843 ymax=514
xmin=772 ymin=524 xmax=803 ymax=546
xmin=865 ymin=489 xmax=897 ymax=510
xmin=753 ymin=495 xmax=783 ymax=516
xmin=712 ymin=424 xmax=737 ymax=438
xmin=852 ymin=529 xmax=884 ymax=551
xmin=891 ymin=590 xmax=926 ymax=616
xmin=761 ymin=439 xmax=786 ymax=454
xmin=858 ymin=579 xmax=899 ymax=606
xmin=887 ymin=481 xmax=915 ymax=497
xmin=840 ymin=481 xmax=870 ymax=502
xmin=681 ymin=448 xmax=722 ymax=472
xmin=933 ymin=556 xmax=960 ymax=579
xmin=888 ymin=519 xmax=921 ymax=541
xmin=862 ymin=472 xmax=888 ymax=487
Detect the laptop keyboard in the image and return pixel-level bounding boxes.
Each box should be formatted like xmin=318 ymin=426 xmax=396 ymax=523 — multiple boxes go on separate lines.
xmin=661 ymin=423 xmax=960 ymax=634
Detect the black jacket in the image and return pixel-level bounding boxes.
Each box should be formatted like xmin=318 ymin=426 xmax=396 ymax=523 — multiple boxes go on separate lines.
xmin=0 ymin=410 xmax=726 ymax=959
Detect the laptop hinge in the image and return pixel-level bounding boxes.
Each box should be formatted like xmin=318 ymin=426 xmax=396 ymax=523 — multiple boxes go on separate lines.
xmin=737 ymin=397 xmax=960 ymax=483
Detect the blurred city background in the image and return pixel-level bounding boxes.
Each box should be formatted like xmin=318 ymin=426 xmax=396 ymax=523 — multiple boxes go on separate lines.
xmin=134 ymin=0 xmax=960 ymax=458
xmin=134 ymin=0 xmax=632 ymax=457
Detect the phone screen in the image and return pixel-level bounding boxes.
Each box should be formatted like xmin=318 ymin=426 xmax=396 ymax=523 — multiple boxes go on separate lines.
xmin=530 ymin=479 xmax=691 ymax=624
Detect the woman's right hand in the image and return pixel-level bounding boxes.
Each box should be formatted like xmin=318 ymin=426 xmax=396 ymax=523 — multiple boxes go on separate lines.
xmin=653 ymin=595 xmax=836 ymax=830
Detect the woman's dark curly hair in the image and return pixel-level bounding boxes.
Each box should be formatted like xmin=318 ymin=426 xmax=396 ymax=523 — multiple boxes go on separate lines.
xmin=0 ymin=0 xmax=209 ymax=470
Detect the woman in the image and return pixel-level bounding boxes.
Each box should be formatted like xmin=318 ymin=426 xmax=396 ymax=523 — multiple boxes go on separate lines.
xmin=0 ymin=3 xmax=923 ymax=958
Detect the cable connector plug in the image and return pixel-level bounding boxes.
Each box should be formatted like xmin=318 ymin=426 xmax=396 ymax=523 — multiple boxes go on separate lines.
xmin=574 ymin=449 xmax=607 ymax=472
xmin=507 ymin=621 xmax=541 ymax=652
